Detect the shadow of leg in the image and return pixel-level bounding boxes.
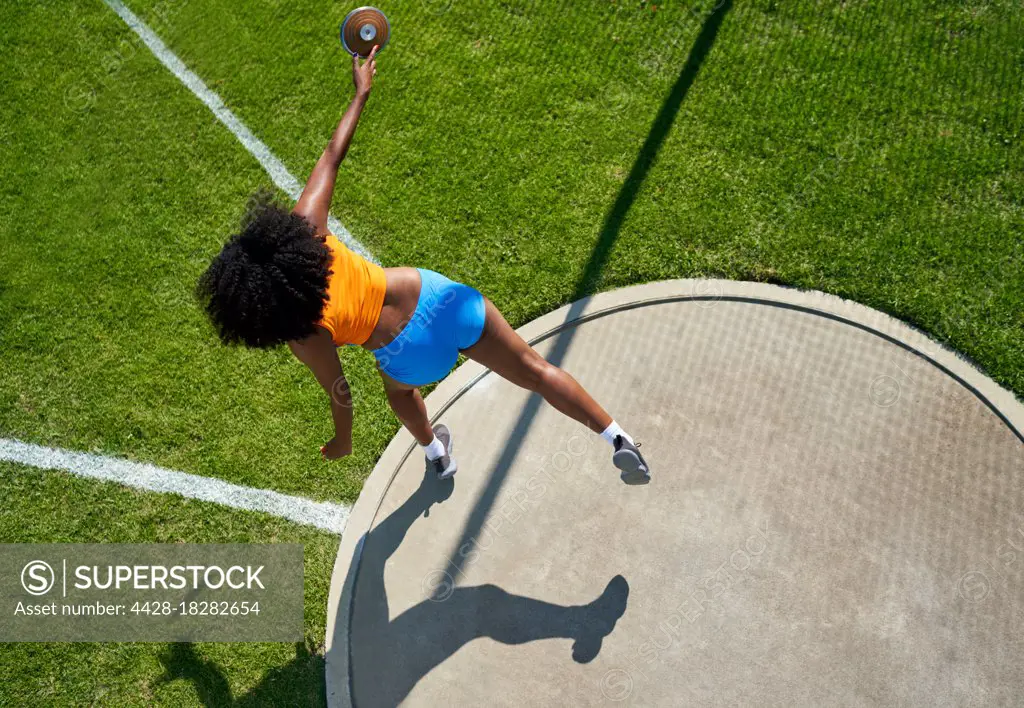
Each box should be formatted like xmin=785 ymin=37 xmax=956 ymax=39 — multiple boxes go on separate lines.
xmin=355 ymin=575 xmax=629 ymax=705
xmin=346 ymin=462 xmax=631 ymax=706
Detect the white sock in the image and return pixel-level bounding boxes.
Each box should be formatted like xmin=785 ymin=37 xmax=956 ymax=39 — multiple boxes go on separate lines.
xmin=599 ymin=421 xmax=633 ymax=447
xmin=422 ymin=436 xmax=446 ymax=461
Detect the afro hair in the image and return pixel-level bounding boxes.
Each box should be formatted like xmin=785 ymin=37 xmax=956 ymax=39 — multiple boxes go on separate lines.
xmin=197 ymin=191 xmax=332 ymax=348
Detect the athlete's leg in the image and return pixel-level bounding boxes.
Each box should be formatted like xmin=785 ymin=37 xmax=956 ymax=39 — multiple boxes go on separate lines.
xmin=380 ymin=368 xmax=458 ymax=478
xmin=463 ymin=298 xmax=649 ymax=483
xmin=379 ymin=368 xmax=434 ymax=446
xmin=462 ymin=298 xmax=613 ymax=434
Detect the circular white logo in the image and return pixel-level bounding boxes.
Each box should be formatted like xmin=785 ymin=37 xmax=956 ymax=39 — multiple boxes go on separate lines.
xmin=869 ymin=375 xmax=901 ymax=407
xmin=957 ymin=570 xmax=990 ymax=603
xmin=422 ymin=569 xmax=455 ymax=602
xmin=21 ymin=560 xmax=55 ymax=596
xmin=601 ymin=668 xmax=634 ymax=702
xmin=693 ymin=280 xmax=723 ymax=309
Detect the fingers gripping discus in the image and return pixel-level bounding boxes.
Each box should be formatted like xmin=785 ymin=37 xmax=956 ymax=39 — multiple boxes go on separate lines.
xmin=341 ymin=6 xmax=390 ymax=58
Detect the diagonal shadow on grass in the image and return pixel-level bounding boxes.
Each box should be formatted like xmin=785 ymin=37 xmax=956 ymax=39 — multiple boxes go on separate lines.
xmin=440 ymin=0 xmax=735 ymax=586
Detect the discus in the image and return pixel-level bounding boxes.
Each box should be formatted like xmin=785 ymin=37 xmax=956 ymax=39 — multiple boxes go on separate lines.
xmin=340 ymin=6 xmax=391 ymax=58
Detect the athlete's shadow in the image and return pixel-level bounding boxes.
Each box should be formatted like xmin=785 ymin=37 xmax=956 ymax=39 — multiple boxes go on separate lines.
xmin=343 ymin=466 xmax=629 ymax=707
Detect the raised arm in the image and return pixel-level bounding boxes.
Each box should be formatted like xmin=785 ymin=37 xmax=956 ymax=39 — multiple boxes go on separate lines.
xmin=288 ymin=328 xmax=354 ymax=460
xmin=293 ymin=46 xmax=379 ymax=235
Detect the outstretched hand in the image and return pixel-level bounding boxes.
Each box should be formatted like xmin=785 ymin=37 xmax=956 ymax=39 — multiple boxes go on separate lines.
xmin=353 ymin=45 xmax=379 ymax=98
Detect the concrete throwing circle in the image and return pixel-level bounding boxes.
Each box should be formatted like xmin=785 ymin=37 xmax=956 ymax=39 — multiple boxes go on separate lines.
xmin=326 ymin=280 xmax=1023 ymax=707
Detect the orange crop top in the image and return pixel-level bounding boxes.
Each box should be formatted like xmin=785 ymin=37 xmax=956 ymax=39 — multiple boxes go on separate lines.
xmin=317 ymin=234 xmax=387 ymax=346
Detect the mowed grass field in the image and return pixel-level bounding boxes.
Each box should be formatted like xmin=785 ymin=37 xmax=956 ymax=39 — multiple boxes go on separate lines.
xmin=1 ymin=0 xmax=1021 ymax=704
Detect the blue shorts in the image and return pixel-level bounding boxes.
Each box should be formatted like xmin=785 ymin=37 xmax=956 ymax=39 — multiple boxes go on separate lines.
xmin=372 ymin=269 xmax=487 ymax=387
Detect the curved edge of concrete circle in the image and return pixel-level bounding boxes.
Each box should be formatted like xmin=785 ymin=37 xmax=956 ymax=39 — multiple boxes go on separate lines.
xmin=323 ymin=278 xmax=1024 ymax=707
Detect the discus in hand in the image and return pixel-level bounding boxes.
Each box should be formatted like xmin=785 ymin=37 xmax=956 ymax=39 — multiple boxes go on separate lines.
xmin=341 ymin=6 xmax=391 ymax=58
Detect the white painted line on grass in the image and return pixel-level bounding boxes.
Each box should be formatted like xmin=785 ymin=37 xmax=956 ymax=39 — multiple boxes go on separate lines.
xmin=101 ymin=0 xmax=375 ymax=263
xmin=0 ymin=439 xmax=350 ymax=534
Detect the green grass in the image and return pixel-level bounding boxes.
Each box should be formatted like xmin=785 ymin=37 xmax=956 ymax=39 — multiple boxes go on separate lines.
xmin=0 ymin=462 xmax=334 ymax=706
xmin=1 ymin=0 xmax=1021 ymax=704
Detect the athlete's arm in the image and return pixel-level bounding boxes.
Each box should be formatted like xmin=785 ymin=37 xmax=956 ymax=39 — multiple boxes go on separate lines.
xmin=288 ymin=328 xmax=354 ymax=460
xmin=293 ymin=47 xmax=379 ymax=236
